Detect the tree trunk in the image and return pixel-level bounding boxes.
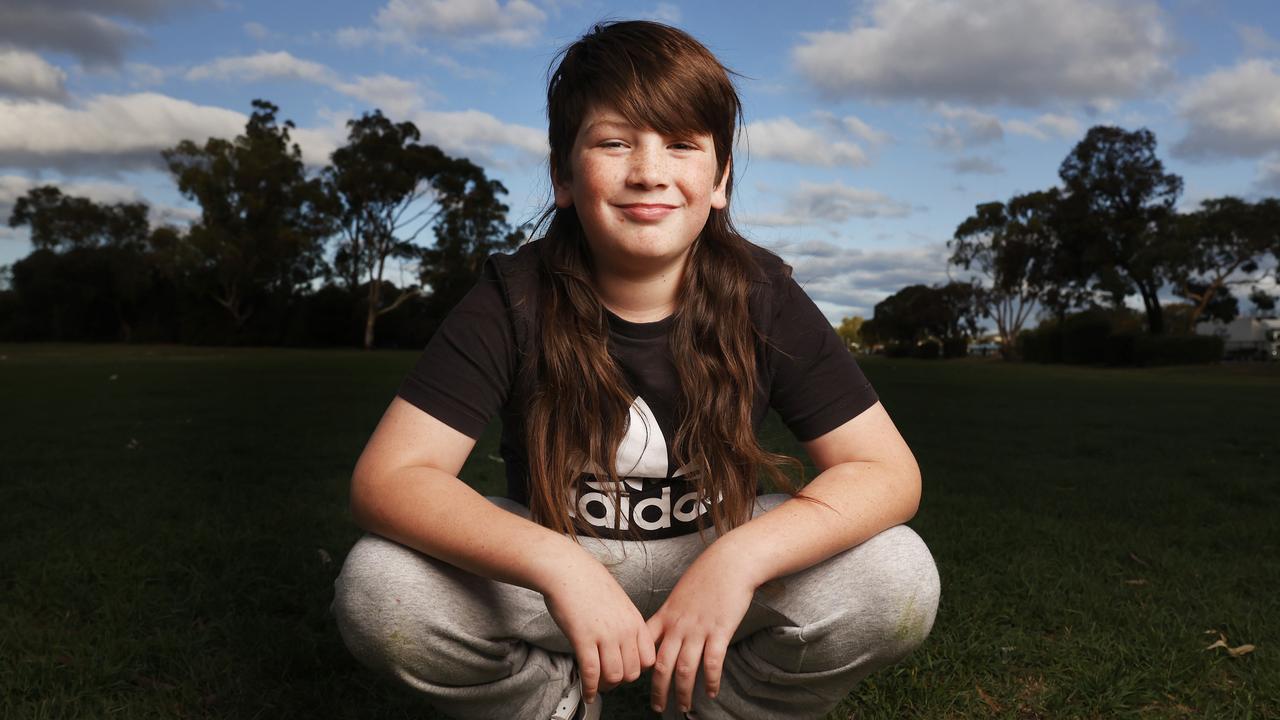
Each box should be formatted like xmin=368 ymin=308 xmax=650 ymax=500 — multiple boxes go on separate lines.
xmin=364 ymin=279 xmax=381 ymax=350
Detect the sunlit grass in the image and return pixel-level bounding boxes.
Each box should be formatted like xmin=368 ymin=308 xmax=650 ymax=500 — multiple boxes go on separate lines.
xmin=1 ymin=345 xmax=1275 ymax=719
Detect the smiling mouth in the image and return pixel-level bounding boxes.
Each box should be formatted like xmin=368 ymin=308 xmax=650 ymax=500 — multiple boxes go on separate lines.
xmin=617 ymin=203 xmax=677 ymax=221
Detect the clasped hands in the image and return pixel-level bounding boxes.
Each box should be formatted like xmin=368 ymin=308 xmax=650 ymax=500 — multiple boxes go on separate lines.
xmin=543 ymin=544 xmax=759 ymax=715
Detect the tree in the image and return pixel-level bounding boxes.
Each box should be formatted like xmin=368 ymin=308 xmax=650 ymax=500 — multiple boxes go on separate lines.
xmin=863 ymin=283 xmax=980 ymax=349
xmin=951 ymin=190 xmax=1079 ymax=358
xmin=836 ymin=316 xmax=864 ymax=351
xmin=1170 ymin=197 xmax=1279 ymax=328
xmin=163 ymin=99 xmax=330 ymax=332
xmin=1056 ymin=126 xmax=1183 ymax=334
xmin=9 ymin=185 xmax=148 ymax=251
xmin=7 ymin=186 xmax=154 ymax=340
xmin=419 ymin=159 xmax=522 ymax=321
xmin=325 ymin=111 xmax=470 ymax=349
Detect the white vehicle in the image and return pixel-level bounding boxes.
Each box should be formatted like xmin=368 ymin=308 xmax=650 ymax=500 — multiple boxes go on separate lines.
xmin=1196 ymin=316 xmax=1280 ymax=360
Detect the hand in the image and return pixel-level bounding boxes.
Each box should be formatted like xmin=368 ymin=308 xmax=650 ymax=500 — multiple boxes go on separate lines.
xmin=543 ymin=557 xmax=656 ymax=703
xmin=646 ymin=546 xmax=759 ymax=714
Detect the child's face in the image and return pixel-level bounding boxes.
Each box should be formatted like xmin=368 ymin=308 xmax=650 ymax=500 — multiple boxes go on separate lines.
xmin=554 ymin=104 xmax=728 ymax=277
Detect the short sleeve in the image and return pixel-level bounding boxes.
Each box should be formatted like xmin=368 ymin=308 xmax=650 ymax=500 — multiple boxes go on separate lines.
xmin=396 ymin=265 xmax=517 ymax=439
xmin=766 ymin=276 xmax=878 ymax=442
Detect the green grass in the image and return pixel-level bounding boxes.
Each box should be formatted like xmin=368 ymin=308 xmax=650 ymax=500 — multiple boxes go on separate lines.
xmin=1 ymin=344 xmax=1276 ymax=719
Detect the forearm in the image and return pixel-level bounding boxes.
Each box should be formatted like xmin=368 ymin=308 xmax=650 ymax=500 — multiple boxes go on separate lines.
xmin=350 ymin=467 xmax=600 ymax=596
xmin=713 ymin=459 xmax=921 ymax=589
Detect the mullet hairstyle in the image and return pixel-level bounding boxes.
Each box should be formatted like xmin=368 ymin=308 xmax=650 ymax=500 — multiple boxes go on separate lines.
xmin=525 ymin=20 xmax=805 ymax=540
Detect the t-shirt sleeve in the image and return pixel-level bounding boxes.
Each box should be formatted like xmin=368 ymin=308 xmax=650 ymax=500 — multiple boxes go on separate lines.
xmin=766 ymin=276 xmax=879 ymax=442
xmin=396 ymin=265 xmax=517 ymax=439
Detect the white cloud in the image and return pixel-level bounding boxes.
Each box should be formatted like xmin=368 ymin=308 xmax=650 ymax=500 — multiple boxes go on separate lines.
xmin=406 ymin=108 xmax=547 ymax=166
xmin=642 ymin=3 xmax=682 ymax=24
xmin=352 ymin=0 xmax=547 ymax=48
xmin=1005 ymin=113 xmax=1082 ymax=141
xmin=793 ymin=0 xmax=1174 ymax=107
xmin=745 ymin=181 xmax=913 ymax=227
xmin=766 ymin=238 xmax=952 ymax=319
xmin=840 ymin=115 xmax=891 ymax=146
xmin=1238 ymin=24 xmax=1280 ymax=57
xmin=929 ymin=104 xmax=1003 ymax=151
xmin=0 ymin=46 xmax=68 ymax=100
xmin=186 ymin=51 xmax=430 ymax=118
xmin=0 ymin=92 xmax=246 ymax=172
xmin=244 ymin=21 xmax=270 ymax=41
xmin=0 ymin=1 xmax=212 ymax=67
xmin=947 ymin=156 xmax=1004 ymax=175
xmin=1255 ymin=156 xmax=1280 ymax=192
xmin=185 ymin=51 xmax=334 ymax=84
xmin=744 ymin=117 xmax=869 ymax=167
xmin=1174 ymin=59 xmax=1280 ymax=160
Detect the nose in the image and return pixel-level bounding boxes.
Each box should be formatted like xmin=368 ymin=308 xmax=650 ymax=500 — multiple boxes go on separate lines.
xmin=626 ymin=143 xmax=668 ymax=190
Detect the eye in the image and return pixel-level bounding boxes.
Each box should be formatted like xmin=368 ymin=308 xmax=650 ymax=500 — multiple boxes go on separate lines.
xmin=670 ymin=140 xmax=698 ymax=151
xmin=599 ymin=139 xmax=628 ymax=149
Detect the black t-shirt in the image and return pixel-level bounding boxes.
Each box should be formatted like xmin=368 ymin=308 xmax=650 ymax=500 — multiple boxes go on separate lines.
xmin=397 ymin=240 xmax=878 ymax=540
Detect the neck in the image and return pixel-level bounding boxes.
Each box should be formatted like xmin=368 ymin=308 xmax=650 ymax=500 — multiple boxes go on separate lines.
xmin=592 ymin=253 xmax=689 ymax=323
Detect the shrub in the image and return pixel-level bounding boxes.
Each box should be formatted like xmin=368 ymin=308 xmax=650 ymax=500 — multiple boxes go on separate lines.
xmin=1104 ymin=333 xmax=1138 ymax=366
xmin=1017 ymin=325 xmax=1062 ymax=363
xmin=913 ymin=339 xmax=942 ymax=359
xmin=942 ymin=337 xmax=968 ymax=359
xmin=1060 ymin=312 xmax=1111 ymax=364
xmin=1133 ymin=335 xmax=1224 ymax=366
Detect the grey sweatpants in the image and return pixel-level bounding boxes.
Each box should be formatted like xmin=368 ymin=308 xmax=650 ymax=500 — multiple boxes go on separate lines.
xmin=332 ymin=495 xmax=940 ymax=720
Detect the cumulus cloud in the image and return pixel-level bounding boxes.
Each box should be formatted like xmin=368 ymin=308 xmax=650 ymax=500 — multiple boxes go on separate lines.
xmin=642 ymin=3 xmax=682 ymax=24
xmin=1238 ymin=24 xmax=1280 ymax=57
xmin=342 ymin=0 xmax=547 ymax=49
xmin=406 ymin=108 xmax=547 ymax=166
xmin=744 ymin=117 xmax=869 ymax=167
xmin=185 ymin=51 xmax=333 ymax=84
xmin=0 ymin=0 xmax=212 ymax=67
xmin=0 ymin=92 xmax=246 ymax=172
xmin=243 ymin=21 xmax=270 ymax=41
xmin=765 ymin=238 xmax=952 ymax=319
xmin=0 ymin=47 xmax=68 ymax=100
xmin=792 ymin=0 xmax=1174 ymax=107
xmin=745 ymin=181 xmax=913 ymax=227
xmin=186 ymin=51 xmax=430 ymax=118
xmin=1255 ymin=156 xmax=1280 ymax=193
xmin=947 ymin=156 xmax=1004 ymax=175
xmin=1005 ymin=113 xmax=1082 ymax=141
xmin=1174 ymin=59 xmax=1280 ymax=160
xmin=838 ymin=114 xmax=891 ymax=146
xmin=928 ymin=104 xmax=1003 ymax=151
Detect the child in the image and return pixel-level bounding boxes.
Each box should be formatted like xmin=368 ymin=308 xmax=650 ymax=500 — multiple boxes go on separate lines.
xmin=333 ymin=20 xmax=939 ymax=720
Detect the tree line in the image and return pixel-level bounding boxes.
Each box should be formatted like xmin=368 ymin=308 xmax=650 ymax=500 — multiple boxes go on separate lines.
xmin=1 ymin=100 xmax=521 ymax=348
xmin=846 ymin=125 xmax=1280 ymax=362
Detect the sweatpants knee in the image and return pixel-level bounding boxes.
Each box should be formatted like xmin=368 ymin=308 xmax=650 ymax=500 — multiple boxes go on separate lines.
xmin=333 ymin=534 xmax=513 ymax=687
xmin=847 ymin=525 xmax=940 ymax=662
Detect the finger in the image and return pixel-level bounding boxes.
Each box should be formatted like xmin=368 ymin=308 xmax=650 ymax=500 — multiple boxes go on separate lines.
xmin=638 ymin=625 xmax=657 ymax=669
xmin=620 ymin=631 xmax=641 ymax=683
xmin=701 ymin=631 xmax=731 ymax=699
xmin=575 ymin=642 xmax=601 ymax=704
xmin=598 ymin=640 xmax=624 ymax=693
xmin=674 ymin=636 xmax=706 ymax=713
xmin=649 ymin=636 xmax=681 ymax=713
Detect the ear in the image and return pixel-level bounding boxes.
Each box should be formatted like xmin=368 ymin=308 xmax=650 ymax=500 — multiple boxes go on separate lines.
xmin=552 ymin=158 xmax=574 ymax=209
xmin=711 ymin=157 xmax=730 ymax=210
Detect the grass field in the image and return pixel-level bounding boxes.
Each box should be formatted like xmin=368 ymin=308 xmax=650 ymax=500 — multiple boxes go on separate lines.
xmin=1 ymin=344 xmax=1276 ymax=719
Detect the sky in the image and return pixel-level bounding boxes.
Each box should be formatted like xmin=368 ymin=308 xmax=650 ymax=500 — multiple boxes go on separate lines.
xmin=1 ymin=0 xmax=1279 ymax=323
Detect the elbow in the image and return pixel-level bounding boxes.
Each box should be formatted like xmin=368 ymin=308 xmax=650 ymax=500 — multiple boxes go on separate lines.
xmin=898 ymin=455 xmax=923 ymax=523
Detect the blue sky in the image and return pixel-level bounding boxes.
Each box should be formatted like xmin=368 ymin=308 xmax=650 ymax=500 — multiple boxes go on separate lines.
xmin=2 ymin=0 xmax=1279 ymax=322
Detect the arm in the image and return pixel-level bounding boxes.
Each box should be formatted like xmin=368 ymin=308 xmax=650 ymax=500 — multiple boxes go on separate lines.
xmin=646 ymin=401 xmax=920 ymax=713
xmin=351 ymin=397 xmax=655 ymax=701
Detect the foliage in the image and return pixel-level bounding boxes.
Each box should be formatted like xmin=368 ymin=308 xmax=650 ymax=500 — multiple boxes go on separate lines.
xmin=836 ymin=316 xmax=864 ymax=351
xmin=1055 ymin=126 xmax=1183 ymax=334
xmin=163 ymin=99 xmax=331 ymax=332
xmin=1169 ymin=197 xmax=1278 ymax=328
xmin=324 ymin=110 xmax=484 ymax=349
xmin=8 ymin=185 xmax=149 ymax=252
xmin=950 ymin=189 xmax=1080 ymax=358
xmin=862 ymin=283 xmax=981 ymax=358
xmin=419 ymin=160 xmax=523 ymax=320
xmin=1133 ymin=334 xmax=1225 ymax=366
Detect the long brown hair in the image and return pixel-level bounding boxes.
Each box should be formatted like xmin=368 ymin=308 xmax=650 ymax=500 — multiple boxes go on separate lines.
xmin=525 ymin=20 xmax=803 ymax=539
